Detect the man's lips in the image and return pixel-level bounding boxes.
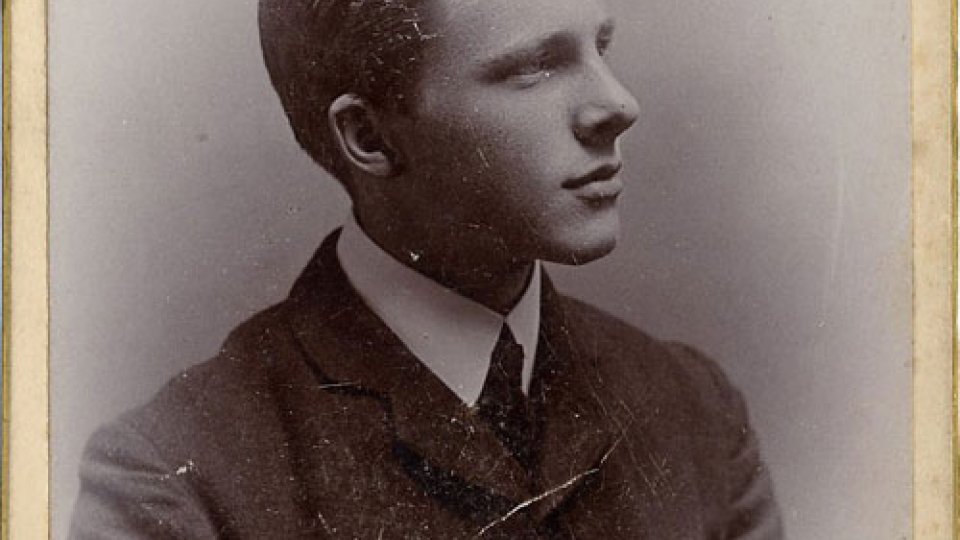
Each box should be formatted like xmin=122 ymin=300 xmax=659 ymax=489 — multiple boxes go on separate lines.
xmin=563 ymin=163 xmax=623 ymax=189
xmin=564 ymin=163 xmax=624 ymax=200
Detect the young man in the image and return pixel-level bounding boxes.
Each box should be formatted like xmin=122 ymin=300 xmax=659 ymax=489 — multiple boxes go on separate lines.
xmin=71 ymin=0 xmax=782 ymax=537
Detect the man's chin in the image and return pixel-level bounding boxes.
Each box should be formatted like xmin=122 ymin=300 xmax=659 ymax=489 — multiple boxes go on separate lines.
xmin=543 ymin=234 xmax=619 ymax=267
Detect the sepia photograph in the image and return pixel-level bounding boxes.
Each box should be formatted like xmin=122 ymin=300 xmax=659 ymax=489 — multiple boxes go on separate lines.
xmin=3 ymin=0 xmax=941 ymax=537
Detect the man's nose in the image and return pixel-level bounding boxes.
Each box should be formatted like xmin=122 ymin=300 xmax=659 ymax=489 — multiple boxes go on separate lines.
xmin=573 ymin=63 xmax=640 ymax=147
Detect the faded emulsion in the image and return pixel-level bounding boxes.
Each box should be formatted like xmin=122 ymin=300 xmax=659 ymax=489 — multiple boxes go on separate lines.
xmin=66 ymin=0 xmax=781 ymax=537
xmin=50 ymin=0 xmax=912 ymax=538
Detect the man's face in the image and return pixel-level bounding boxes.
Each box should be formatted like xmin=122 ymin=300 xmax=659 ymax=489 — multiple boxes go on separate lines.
xmin=384 ymin=0 xmax=639 ymax=268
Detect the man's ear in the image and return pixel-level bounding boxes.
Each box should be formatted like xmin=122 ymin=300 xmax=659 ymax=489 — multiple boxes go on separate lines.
xmin=328 ymin=94 xmax=403 ymax=178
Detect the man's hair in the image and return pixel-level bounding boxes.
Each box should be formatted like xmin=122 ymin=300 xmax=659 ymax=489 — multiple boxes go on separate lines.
xmin=259 ymin=0 xmax=433 ymax=181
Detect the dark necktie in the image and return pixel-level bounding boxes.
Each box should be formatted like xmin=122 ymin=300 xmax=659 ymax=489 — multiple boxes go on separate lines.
xmin=477 ymin=324 xmax=538 ymax=473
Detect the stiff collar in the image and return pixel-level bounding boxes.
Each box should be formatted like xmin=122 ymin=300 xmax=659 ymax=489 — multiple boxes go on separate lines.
xmin=336 ymin=213 xmax=541 ymax=406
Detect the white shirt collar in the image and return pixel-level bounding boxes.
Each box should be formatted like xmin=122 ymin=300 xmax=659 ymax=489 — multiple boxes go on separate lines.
xmin=336 ymin=213 xmax=541 ymax=407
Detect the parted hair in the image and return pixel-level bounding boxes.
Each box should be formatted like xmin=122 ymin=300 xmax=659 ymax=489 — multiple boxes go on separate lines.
xmin=258 ymin=0 xmax=434 ymax=181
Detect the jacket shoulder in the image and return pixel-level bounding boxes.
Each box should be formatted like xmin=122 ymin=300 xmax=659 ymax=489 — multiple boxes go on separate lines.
xmin=558 ymin=295 xmax=782 ymax=537
xmin=558 ymin=296 xmax=734 ymax=393
xmin=71 ymin=302 xmax=316 ymax=537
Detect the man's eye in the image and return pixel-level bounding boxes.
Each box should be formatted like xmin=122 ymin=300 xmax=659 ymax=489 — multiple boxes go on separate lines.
xmin=509 ymin=54 xmax=557 ymax=85
xmin=515 ymin=61 xmax=550 ymax=77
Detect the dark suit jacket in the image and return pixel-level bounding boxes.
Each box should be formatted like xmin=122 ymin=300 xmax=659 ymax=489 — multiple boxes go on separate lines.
xmin=70 ymin=231 xmax=782 ymax=539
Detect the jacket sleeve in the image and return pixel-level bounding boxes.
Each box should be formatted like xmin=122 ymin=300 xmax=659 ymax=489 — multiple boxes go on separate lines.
xmin=668 ymin=342 xmax=784 ymax=540
xmin=69 ymin=418 xmax=220 ymax=540
xmin=717 ymin=391 xmax=783 ymax=540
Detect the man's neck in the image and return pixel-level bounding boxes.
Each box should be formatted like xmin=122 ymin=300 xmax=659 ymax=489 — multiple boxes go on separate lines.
xmin=353 ymin=210 xmax=534 ymax=315
xmin=433 ymin=265 xmax=534 ymax=316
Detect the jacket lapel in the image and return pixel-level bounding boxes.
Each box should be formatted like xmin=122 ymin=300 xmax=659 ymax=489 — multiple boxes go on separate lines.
xmin=524 ymin=278 xmax=621 ymax=524
xmin=284 ymin=232 xmax=535 ymax=526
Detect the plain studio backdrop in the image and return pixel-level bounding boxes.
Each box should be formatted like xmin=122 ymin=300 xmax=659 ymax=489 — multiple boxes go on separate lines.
xmin=50 ymin=0 xmax=911 ymax=538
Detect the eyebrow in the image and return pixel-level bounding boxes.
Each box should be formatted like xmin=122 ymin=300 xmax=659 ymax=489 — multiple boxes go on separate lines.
xmin=477 ymin=18 xmax=616 ymax=78
xmin=596 ymin=18 xmax=615 ymax=48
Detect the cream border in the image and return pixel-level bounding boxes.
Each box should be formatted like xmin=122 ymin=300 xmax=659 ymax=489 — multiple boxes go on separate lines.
xmin=913 ymin=0 xmax=958 ymax=537
xmin=4 ymin=0 xmax=48 ymax=538
xmin=2 ymin=0 xmax=956 ymax=538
